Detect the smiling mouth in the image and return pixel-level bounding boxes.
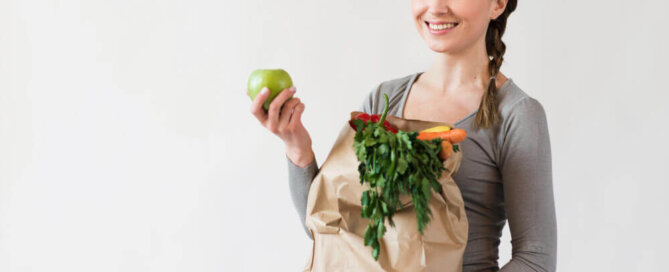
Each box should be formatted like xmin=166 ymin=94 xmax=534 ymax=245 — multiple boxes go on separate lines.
xmin=424 ymin=21 xmax=459 ymax=31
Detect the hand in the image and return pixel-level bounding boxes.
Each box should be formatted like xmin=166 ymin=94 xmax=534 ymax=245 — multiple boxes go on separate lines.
xmin=248 ymin=86 xmax=315 ymax=167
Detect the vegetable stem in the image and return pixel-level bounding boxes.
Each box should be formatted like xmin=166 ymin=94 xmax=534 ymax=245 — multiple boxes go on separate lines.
xmin=379 ymin=93 xmax=389 ymax=125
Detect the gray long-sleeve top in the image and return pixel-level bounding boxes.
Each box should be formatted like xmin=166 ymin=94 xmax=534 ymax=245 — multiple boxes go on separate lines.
xmin=287 ymin=72 xmax=557 ymax=272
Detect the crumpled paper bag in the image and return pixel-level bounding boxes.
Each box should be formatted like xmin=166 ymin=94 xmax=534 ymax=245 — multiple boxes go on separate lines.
xmin=302 ymin=111 xmax=469 ymax=272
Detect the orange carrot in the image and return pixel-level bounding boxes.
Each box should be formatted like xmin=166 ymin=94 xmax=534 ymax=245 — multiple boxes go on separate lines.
xmin=442 ymin=128 xmax=467 ymax=143
xmin=417 ymin=128 xmax=467 ymax=143
xmin=439 ymin=141 xmax=453 ymax=160
xmin=416 ymin=131 xmax=441 ymax=141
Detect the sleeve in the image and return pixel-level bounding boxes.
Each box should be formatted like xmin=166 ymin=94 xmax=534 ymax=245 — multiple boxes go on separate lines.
xmin=358 ymin=83 xmax=379 ymax=114
xmin=498 ymin=97 xmax=558 ymax=272
xmin=286 ymin=153 xmax=319 ymax=240
xmin=287 ymin=84 xmax=378 ymax=240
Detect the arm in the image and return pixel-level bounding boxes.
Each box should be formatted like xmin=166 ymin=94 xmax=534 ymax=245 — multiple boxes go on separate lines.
xmin=286 ymin=153 xmax=319 ymax=240
xmin=286 ymin=87 xmax=376 ymax=240
xmin=498 ymin=97 xmax=558 ymax=272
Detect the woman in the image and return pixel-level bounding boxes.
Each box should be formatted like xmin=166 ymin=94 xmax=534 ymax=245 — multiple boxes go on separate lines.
xmin=249 ymin=0 xmax=557 ymax=271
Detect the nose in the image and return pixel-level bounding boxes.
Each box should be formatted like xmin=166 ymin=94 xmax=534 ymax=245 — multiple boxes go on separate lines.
xmin=424 ymin=0 xmax=451 ymax=17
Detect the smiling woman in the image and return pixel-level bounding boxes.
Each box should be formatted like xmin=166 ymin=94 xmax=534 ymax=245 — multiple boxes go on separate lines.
xmin=285 ymin=0 xmax=557 ymax=271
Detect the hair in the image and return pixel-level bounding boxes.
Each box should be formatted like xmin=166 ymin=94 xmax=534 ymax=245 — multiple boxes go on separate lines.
xmin=474 ymin=0 xmax=517 ymax=129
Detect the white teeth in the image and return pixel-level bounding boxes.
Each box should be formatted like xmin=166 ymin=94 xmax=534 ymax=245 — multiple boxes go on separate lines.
xmin=428 ymin=23 xmax=457 ymax=30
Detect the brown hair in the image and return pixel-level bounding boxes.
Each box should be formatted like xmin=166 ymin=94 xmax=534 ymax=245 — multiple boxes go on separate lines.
xmin=475 ymin=0 xmax=517 ymax=129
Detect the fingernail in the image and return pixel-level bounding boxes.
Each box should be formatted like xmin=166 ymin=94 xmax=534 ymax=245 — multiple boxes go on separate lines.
xmin=290 ymin=86 xmax=296 ymax=92
xmin=261 ymin=87 xmax=269 ymax=94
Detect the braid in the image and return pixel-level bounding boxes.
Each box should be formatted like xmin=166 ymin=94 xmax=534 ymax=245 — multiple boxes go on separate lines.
xmin=474 ymin=0 xmax=517 ymax=129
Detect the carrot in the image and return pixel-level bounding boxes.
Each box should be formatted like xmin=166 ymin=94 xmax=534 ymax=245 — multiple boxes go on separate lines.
xmin=442 ymin=128 xmax=467 ymax=143
xmin=416 ymin=131 xmax=441 ymax=141
xmin=417 ymin=128 xmax=467 ymax=143
xmin=439 ymin=141 xmax=453 ymax=161
xmin=416 ymin=131 xmax=444 ymax=140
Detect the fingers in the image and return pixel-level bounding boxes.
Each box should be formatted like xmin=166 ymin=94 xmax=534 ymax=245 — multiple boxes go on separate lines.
xmin=289 ymin=102 xmax=305 ymax=130
xmin=266 ymin=86 xmax=296 ymax=133
xmin=249 ymin=87 xmax=270 ymax=123
xmin=279 ymin=97 xmax=302 ymax=129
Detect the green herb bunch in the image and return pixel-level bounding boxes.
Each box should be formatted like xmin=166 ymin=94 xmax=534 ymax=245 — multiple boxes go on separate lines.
xmin=351 ymin=93 xmax=447 ymax=260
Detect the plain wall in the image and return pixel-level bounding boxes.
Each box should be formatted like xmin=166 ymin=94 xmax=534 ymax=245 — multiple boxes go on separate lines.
xmin=1 ymin=0 xmax=668 ymax=271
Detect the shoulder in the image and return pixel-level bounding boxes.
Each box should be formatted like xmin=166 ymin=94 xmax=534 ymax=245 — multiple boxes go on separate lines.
xmin=377 ymin=72 xmax=417 ymax=93
xmin=360 ymin=72 xmax=418 ymax=115
xmin=495 ymin=80 xmax=551 ymax=160
xmin=497 ymin=79 xmax=548 ymax=125
xmin=495 ymin=81 xmax=552 ymax=171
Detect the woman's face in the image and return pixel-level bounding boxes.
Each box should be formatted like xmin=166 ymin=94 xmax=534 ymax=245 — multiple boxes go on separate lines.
xmin=411 ymin=0 xmax=502 ymax=54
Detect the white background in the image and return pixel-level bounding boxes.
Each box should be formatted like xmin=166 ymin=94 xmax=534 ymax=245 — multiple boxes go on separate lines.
xmin=2 ymin=0 xmax=668 ymax=271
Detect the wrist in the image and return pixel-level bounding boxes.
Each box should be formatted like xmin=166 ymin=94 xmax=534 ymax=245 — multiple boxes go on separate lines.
xmin=286 ymin=147 xmax=315 ymax=168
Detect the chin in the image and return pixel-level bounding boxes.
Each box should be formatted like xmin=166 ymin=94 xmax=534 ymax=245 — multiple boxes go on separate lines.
xmin=428 ymin=45 xmax=450 ymax=53
xmin=425 ymin=40 xmax=458 ymax=54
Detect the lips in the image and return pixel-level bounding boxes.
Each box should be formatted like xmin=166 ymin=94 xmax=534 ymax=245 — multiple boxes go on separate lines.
xmin=424 ymin=20 xmax=459 ymax=33
xmin=424 ymin=20 xmax=459 ymax=25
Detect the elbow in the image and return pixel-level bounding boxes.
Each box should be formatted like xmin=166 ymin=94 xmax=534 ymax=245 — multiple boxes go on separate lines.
xmin=505 ymin=245 xmax=557 ymax=272
xmin=504 ymin=224 xmax=557 ymax=271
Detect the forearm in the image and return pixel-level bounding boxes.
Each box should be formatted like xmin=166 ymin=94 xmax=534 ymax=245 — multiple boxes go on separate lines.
xmin=286 ymin=152 xmax=319 ymax=240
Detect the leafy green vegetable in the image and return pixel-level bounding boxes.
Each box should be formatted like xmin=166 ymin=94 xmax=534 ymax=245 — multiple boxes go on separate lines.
xmin=353 ymin=93 xmax=447 ymax=261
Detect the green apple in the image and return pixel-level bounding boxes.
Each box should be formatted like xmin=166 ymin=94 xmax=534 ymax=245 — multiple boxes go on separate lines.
xmin=247 ymin=68 xmax=294 ymax=111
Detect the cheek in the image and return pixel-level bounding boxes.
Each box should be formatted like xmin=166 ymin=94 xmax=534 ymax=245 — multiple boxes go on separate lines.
xmin=452 ymin=0 xmax=490 ymax=27
xmin=412 ymin=2 xmax=435 ymax=30
xmin=410 ymin=1 xmax=425 ymax=23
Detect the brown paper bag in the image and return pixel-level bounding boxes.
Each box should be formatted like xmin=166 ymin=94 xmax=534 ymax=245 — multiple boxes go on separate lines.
xmin=302 ymin=111 xmax=469 ymax=272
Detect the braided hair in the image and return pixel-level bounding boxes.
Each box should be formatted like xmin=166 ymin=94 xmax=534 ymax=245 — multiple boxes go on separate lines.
xmin=474 ymin=0 xmax=517 ymax=129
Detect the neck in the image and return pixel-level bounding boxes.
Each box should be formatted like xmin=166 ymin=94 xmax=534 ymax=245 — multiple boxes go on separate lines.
xmin=424 ymin=37 xmax=492 ymax=95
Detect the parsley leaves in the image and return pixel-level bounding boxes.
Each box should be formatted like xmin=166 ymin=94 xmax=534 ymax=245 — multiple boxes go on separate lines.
xmin=352 ymin=94 xmax=447 ymax=260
